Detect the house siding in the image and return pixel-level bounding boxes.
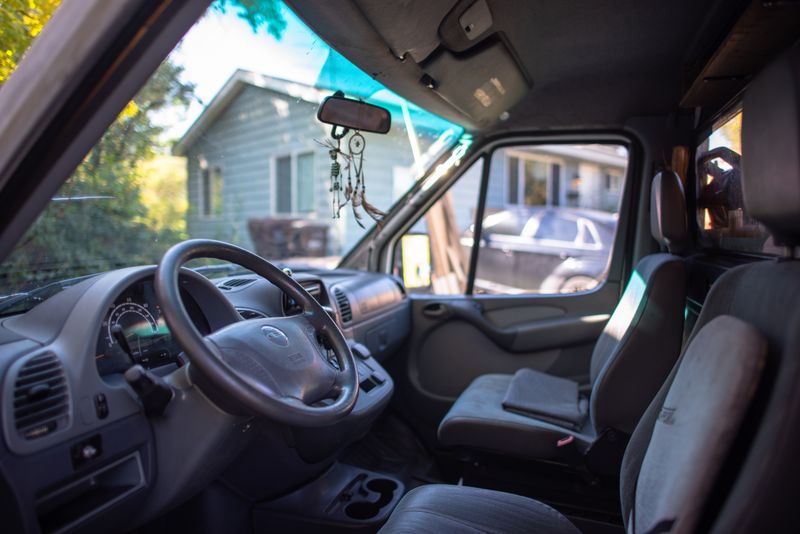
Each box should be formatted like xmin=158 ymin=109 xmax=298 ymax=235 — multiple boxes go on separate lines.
xmin=184 ymin=84 xmax=421 ymax=255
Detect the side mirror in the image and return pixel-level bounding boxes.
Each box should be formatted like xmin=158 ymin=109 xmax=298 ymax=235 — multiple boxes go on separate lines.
xmin=399 ymin=234 xmax=432 ymax=289
xmin=317 ymin=93 xmax=391 ymax=135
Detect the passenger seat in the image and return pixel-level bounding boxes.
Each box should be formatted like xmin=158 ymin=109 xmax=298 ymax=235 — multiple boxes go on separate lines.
xmin=438 ymin=170 xmax=688 ymax=460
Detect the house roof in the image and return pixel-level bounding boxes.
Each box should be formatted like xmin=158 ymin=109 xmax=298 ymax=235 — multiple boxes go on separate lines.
xmin=173 ymin=70 xmax=330 ymax=156
xmin=173 ymin=69 xmax=458 ymax=157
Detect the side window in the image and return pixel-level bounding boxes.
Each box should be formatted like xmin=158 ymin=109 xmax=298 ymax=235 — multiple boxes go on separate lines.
xmin=394 ymin=159 xmax=483 ymax=295
xmin=474 ymin=144 xmax=627 ymax=294
xmin=534 ymin=212 xmax=578 ymax=243
xmin=695 ymin=110 xmax=778 ymax=254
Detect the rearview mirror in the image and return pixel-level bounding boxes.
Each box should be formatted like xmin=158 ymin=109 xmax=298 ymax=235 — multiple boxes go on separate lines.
xmin=317 ymin=94 xmax=391 ymax=134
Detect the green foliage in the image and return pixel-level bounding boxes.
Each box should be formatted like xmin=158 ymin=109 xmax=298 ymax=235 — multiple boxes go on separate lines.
xmin=213 ymin=0 xmax=286 ymax=39
xmin=0 ymin=0 xmax=287 ymax=296
xmin=0 ymin=0 xmax=60 ymax=83
xmin=0 ymin=61 xmax=195 ymax=291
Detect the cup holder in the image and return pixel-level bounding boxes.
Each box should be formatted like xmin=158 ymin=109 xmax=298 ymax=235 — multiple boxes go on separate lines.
xmin=343 ymin=477 xmax=400 ymax=521
xmin=366 ymin=479 xmax=398 ymax=507
xmin=345 ymin=501 xmax=380 ymax=520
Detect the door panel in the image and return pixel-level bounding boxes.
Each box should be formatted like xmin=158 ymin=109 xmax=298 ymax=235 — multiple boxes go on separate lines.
xmin=385 ymin=140 xmax=633 ymax=446
xmin=388 ymin=281 xmax=621 ymax=440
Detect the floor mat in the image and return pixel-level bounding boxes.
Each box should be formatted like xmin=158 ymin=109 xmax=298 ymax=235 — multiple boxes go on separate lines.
xmin=342 ymin=413 xmax=442 ymax=491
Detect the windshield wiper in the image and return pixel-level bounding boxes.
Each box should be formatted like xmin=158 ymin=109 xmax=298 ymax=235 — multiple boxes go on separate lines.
xmin=0 ymin=274 xmax=99 ymax=316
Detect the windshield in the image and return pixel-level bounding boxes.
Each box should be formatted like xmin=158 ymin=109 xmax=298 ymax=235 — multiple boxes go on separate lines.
xmin=0 ymin=0 xmax=461 ymax=313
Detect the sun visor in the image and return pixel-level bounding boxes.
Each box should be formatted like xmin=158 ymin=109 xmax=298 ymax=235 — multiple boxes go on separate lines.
xmin=422 ymin=40 xmax=530 ymax=128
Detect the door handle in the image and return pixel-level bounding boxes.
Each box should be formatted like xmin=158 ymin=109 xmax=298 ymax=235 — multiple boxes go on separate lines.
xmin=422 ymin=302 xmax=450 ymax=319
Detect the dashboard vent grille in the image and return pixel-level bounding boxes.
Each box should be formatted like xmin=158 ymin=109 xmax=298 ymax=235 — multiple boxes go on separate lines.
xmin=219 ymin=277 xmax=256 ymax=290
xmin=237 ymin=308 xmax=267 ymax=320
xmin=13 ymin=353 xmax=70 ymax=440
xmin=333 ymin=288 xmax=352 ymax=323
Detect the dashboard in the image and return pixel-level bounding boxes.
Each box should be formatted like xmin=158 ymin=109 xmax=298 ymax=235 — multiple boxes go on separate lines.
xmin=0 ymin=264 xmax=410 ymax=534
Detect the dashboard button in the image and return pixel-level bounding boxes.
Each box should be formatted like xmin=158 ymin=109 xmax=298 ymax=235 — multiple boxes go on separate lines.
xmin=71 ymin=435 xmax=102 ymax=468
xmin=94 ymin=394 xmax=109 ymax=419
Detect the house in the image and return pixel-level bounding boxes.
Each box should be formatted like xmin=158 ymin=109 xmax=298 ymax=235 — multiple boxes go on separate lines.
xmin=173 ymin=69 xmax=449 ymax=258
xmin=174 ymin=70 xmax=626 ymax=260
xmin=487 ymin=144 xmax=627 ymax=214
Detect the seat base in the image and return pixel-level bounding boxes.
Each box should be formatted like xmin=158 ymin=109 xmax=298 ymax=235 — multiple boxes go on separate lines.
xmin=438 ymin=374 xmax=595 ymax=460
xmin=379 ymin=484 xmax=580 ymax=534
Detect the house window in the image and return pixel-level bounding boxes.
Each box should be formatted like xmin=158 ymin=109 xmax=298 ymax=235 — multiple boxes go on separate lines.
xmin=275 ymin=152 xmax=315 ymax=214
xmin=200 ymin=165 xmax=223 ymax=218
xmin=505 ymin=153 xmax=558 ymax=207
xmin=297 ymin=152 xmax=315 ymax=213
xmin=506 ymin=156 xmax=519 ymax=204
xmin=605 ymin=170 xmax=623 ymax=191
xmin=276 ymin=156 xmax=292 ymax=214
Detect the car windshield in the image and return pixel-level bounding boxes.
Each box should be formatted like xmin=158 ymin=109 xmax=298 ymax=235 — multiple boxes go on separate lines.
xmin=0 ymin=0 xmax=461 ymax=314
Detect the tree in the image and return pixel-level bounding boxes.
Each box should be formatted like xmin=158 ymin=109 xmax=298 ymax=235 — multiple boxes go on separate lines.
xmin=213 ymin=0 xmax=286 ymax=39
xmin=0 ymin=0 xmax=287 ymax=294
xmin=0 ymin=0 xmax=60 ymax=84
xmin=0 ymin=60 xmax=196 ymax=290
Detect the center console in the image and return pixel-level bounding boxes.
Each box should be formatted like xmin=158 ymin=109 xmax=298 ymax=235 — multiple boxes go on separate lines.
xmin=253 ymin=463 xmax=404 ymax=531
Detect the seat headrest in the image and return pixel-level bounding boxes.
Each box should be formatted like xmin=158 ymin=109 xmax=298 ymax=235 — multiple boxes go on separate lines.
xmin=650 ymin=170 xmax=687 ymax=254
xmin=742 ymin=42 xmax=800 ymax=247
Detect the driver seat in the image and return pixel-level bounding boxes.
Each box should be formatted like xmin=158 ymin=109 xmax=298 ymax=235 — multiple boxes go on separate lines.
xmin=381 ymin=41 xmax=800 ymax=534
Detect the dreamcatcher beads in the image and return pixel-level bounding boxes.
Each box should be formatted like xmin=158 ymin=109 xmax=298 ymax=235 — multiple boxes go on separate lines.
xmin=328 ymin=148 xmax=343 ymax=217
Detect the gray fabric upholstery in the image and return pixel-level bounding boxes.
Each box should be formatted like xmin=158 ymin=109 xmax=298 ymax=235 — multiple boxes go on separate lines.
xmin=632 ymin=315 xmax=766 ymax=534
xmin=438 ymin=232 xmax=686 ymax=459
xmin=439 ymin=374 xmax=594 ymax=459
xmin=502 ymin=368 xmax=586 ymax=429
xmin=589 ymin=252 xmax=686 ymax=434
xmin=650 ymin=170 xmax=688 ymax=253
xmin=621 ymin=259 xmax=800 ymax=533
xmin=621 ymin=44 xmax=800 ymax=532
xmin=742 ymin=42 xmax=800 ymax=247
xmin=379 ymin=484 xmax=580 ymax=534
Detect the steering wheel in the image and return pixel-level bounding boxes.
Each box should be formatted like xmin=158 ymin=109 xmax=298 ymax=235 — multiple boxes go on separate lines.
xmin=154 ymin=239 xmax=358 ymax=427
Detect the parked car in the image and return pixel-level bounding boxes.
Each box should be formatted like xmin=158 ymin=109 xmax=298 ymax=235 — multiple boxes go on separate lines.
xmin=463 ymin=207 xmax=617 ymax=293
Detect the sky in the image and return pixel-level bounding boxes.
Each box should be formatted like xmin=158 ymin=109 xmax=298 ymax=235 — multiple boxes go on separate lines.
xmin=160 ymin=4 xmax=330 ymax=140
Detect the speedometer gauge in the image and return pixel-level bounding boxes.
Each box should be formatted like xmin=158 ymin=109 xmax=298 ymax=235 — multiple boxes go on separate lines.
xmin=96 ymin=279 xmax=209 ymax=377
xmin=103 ymin=301 xmax=159 ymax=364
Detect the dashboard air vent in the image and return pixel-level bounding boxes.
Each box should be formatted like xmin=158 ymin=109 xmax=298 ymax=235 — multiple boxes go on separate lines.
xmin=333 ymin=287 xmax=352 ymax=323
xmin=237 ymin=308 xmax=268 ymax=320
xmin=13 ymin=353 xmax=70 ymax=440
xmin=219 ymin=277 xmax=257 ymax=290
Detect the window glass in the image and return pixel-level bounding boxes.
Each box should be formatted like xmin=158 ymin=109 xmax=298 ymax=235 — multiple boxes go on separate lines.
xmin=275 ymin=156 xmax=292 ymax=214
xmin=475 ymin=144 xmax=627 ymax=294
xmin=0 ymin=0 xmax=461 ymax=308
xmin=523 ymin=159 xmax=548 ymax=205
xmin=296 ymin=152 xmax=315 ymax=213
xmin=535 ymin=212 xmax=578 ymax=242
xmin=199 ymin=165 xmax=222 ymax=217
xmin=506 ymin=156 xmax=519 ymax=204
xmin=695 ymin=111 xmax=779 ymax=254
xmin=394 ymin=159 xmax=483 ymax=295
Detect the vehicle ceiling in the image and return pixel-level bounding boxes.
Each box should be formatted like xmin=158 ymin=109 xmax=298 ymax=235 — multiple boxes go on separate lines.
xmin=286 ymin=0 xmax=760 ymax=133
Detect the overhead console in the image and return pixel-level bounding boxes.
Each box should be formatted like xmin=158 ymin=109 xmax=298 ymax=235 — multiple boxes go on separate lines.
xmin=288 ymin=0 xmax=531 ymax=128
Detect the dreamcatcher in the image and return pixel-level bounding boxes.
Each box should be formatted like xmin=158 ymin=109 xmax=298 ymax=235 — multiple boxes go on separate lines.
xmin=318 ymin=127 xmax=386 ymax=228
